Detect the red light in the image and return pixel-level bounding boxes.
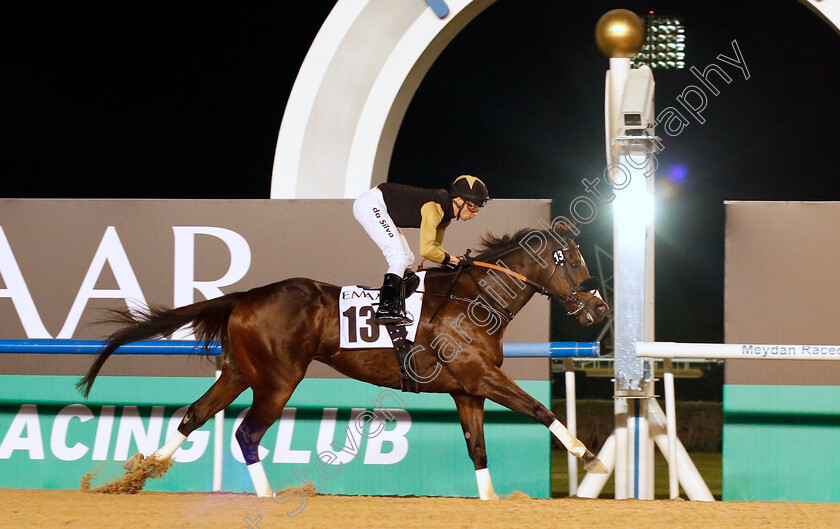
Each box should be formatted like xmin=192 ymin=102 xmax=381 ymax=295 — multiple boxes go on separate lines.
xmin=649 ymin=10 xmax=655 ymax=14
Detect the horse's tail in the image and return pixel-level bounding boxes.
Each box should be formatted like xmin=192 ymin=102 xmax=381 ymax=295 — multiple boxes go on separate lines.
xmin=76 ymin=292 xmax=246 ymax=398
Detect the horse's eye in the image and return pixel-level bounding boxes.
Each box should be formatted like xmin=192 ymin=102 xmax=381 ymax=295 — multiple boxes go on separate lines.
xmin=571 ymin=262 xmax=581 ymax=269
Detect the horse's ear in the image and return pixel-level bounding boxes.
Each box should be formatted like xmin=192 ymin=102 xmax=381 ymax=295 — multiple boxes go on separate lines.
xmin=553 ymin=219 xmax=579 ymax=234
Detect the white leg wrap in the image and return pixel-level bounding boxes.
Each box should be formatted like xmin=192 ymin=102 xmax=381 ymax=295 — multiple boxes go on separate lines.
xmin=247 ymin=461 xmax=272 ymax=497
xmin=475 ymin=468 xmax=498 ymax=500
xmin=549 ymin=419 xmax=586 ymax=458
xmin=154 ymin=431 xmax=187 ymax=460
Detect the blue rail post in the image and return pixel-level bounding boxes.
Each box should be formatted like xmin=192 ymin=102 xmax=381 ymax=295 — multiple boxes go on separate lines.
xmin=1 ymin=340 xmax=597 ymax=358
xmin=0 ymin=339 xmax=221 ymax=355
xmin=502 ymin=342 xmax=599 ymax=358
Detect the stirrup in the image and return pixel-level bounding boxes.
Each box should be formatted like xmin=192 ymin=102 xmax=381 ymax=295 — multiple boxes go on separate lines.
xmin=374 ymin=309 xmax=412 ymax=326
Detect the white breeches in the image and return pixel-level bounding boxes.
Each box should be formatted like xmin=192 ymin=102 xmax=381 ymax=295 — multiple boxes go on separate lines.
xmin=353 ymin=187 xmax=415 ymax=276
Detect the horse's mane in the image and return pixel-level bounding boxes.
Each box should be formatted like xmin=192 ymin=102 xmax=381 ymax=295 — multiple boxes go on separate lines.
xmin=474 ymin=225 xmax=578 ymax=261
xmin=422 ymin=226 xmax=574 ymax=274
xmin=472 ymin=228 xmax=538 ymax=261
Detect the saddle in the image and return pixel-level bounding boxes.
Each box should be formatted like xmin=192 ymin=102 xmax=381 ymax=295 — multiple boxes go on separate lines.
xmin=357 ymin=272 xmax=420 ymax=298
xmin=403 ymin=271 xmax=421 ymax=298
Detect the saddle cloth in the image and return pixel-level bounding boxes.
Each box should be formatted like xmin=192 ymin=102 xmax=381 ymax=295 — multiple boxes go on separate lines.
xmin=339 ymin=271 xmax=426 ymax=349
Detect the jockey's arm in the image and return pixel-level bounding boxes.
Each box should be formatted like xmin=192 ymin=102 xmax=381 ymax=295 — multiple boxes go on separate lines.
xmin=419 ymin=201 xmax=455 ymax=265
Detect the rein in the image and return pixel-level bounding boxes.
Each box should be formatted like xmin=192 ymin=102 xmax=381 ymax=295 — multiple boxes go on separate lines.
xmin=472 ymin=260 xmax=553 ymax=298
xmin=421 ymin=240 xmax=597 ymax=322
xmin=471 ymin=261 xmax=526 ymax=281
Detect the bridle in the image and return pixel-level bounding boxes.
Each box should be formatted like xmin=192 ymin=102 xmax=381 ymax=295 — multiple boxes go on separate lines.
xmin=425 ymin=241 xmax=600 ymax=321
xmin=551 ymin=244 xmax=602 ymax=315
xmin=474 ymin=242 xmax=599 ymax=316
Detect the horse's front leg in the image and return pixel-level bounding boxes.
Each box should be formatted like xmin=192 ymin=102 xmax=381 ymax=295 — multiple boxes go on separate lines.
xmin=452 ymin=394 xmax=498 ymax=500
xmin=475 ymin=367 xmax=607 ymax=474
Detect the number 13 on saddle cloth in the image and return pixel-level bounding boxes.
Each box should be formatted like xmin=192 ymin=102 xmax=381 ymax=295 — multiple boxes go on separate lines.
xmin=339 ymin=271 xmax=426 ymax=349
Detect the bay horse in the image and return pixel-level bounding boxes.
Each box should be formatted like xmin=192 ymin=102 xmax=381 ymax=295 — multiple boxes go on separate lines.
xmin=77 ymin=223 xmax=609 ymax=499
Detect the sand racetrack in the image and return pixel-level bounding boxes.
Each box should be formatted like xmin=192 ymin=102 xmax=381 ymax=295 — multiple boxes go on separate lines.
xmin=5 ymin=488 xmax=840 ymax=529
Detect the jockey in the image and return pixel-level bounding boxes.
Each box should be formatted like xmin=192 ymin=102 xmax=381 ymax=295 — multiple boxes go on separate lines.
xmin=353 ymin=175 xmax=489 ymax=325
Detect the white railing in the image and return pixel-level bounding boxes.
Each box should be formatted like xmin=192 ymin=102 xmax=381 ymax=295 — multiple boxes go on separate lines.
xmin=635 ymin=341 xmax=840 ymax=500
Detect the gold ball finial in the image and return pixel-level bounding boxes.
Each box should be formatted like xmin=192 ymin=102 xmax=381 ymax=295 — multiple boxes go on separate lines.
xmin=595 ymin=9 xmax=645 ymax=58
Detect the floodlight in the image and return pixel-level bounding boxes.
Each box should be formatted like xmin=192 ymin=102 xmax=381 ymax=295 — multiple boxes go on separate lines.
xmin=631 ymin=15 xmax=686 ymax=70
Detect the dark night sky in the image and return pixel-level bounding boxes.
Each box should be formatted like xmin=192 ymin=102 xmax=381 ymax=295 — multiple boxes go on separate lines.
xmin=2 ymin=1 xmax=839 ymax=345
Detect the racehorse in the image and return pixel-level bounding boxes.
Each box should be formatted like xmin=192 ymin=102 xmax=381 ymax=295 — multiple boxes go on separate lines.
xmin=77 ymin=222 xmax=609 ymax=499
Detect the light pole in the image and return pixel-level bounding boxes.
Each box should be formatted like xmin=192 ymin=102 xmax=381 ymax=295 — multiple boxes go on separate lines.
xmin=579 ymin=8 xmax=657 ymax=500
xmin=577 ymin=10 xmax=713 ymax=502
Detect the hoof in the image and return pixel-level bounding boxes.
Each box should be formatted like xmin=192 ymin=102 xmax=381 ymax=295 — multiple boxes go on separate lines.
xmin=582 ymin=451 xmax=608 ymax=474
xmin=123 ymin=453 xmax=145 ymax=471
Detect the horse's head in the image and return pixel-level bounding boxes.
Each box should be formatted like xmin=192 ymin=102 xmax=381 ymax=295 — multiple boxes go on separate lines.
xmin=547 ymin=228 xmax=608 ymax=326
xmin=514 ymin=222 xmax=609 ymax=326
xmin=472 ymin=224 xmax=608 ymax=326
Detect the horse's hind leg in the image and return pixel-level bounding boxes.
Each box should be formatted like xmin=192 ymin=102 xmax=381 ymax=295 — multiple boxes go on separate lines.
xmin=452 ymin=394 xmax=498 ymax=500
xmin=154 ymin=365 xmax=248 ymax=462
xmin=123 ymin=363 xmax=248 ymax=471
xmin=235 ymin=386 xmax=301 ymax=497
xmin=475 ymin=367 xmax=607 ymax=474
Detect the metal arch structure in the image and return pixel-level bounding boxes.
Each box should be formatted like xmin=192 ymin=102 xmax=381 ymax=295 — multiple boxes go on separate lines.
xmin=801 ymin=0 xmax=840 ymax=35
xmin=269 ymin=0 xmax=840 ymax=200
xmin=270 ymin=0 xmax=496 ymax=199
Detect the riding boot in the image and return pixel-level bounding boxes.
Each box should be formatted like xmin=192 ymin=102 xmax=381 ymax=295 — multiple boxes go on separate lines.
xmin=374 ymin=273 xmax=411 ymax=326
